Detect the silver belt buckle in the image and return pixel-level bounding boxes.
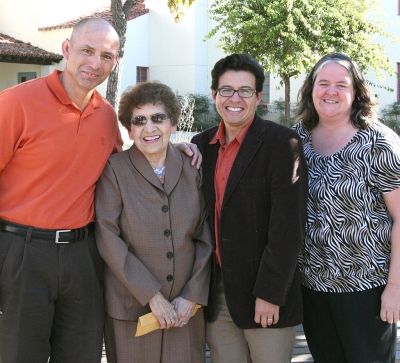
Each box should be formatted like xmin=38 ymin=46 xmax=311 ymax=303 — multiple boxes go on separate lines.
xmin=55 ymin=230 xmax=71 ymax=243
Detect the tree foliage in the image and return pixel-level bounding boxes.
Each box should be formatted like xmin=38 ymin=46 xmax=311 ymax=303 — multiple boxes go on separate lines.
xmin=206 ymin=0 xmax=398 ymax=126
xmin=167 ymin=0 xmax=196 ymax=22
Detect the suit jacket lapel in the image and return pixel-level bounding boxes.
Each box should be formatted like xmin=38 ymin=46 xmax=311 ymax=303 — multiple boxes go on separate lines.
xmin=222 ymin=115 xmax=265 ymax=206
xmin=200 ymin=129 xmax=219 ymax=221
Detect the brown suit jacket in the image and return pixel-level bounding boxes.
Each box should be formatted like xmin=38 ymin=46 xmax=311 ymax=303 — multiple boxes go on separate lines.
xmin=192 ymin=115 xmax=308 ymax=329
xmin=95 ymin=143 xmax=212 ymax=321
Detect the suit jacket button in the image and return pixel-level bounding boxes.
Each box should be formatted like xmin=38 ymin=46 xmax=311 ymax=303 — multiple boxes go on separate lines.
xmin=162 ymin=205 xmax=169 ymax=212
xmin=167 ymin=252 xmax=173 ymax=259
xmin=167 ymin=274 xmax=173 ymax=281
xmin=164 ymin=229 xmax=171 ymax=237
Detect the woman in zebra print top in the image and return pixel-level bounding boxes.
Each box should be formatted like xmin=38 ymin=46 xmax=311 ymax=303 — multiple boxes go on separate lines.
xmin=294 ymin=53 xmax=400 ymax=363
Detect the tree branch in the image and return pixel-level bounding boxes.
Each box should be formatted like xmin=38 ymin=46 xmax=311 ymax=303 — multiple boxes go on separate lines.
xmin=123 ymin=0 xmax=137 ymax=17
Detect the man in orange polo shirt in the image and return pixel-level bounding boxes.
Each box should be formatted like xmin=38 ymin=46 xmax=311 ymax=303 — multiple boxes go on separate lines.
xmin=0 ymin=18 xmax=121 ymax=363
xmin=192 ymin=54 xmax=308 ymax=363
xmin=0 ymin=18 xmax=199 ymax=363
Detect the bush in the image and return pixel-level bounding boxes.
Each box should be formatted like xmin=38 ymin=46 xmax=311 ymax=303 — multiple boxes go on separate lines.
xmin=380 ymin=102 xmax=400 ymax=135
xmin=177 ymin=93 xmax=220 ymax=132
xmin=268 ymin=98 xmax=297 ymax=127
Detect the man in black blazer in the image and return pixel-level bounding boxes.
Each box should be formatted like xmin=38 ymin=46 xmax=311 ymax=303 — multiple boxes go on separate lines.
xmin=192 ymin=54 xmax=308 ymax=363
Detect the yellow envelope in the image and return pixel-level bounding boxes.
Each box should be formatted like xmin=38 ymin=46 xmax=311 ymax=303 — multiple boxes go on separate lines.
xmin=135 ymin=304 xmax=201 ymax=337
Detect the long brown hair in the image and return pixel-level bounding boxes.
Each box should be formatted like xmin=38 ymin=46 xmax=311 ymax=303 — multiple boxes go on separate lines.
xmin=296 ymin=53 xmax=378 ymax=130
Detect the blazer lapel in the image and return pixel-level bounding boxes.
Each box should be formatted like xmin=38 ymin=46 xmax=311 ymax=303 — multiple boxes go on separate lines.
xmin=128 ymin=143 xmax=183 ymax=195
xmin=222 ymin=115 xmax=265 ymax=206
xmin=128 ymin=144 xmax=165 ymax=192
xmin=163 ymin=143 xmax=183 ymax=196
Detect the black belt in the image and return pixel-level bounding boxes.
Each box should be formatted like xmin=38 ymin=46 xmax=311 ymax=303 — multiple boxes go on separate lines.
xmin=0 ymin=219 xmax=95 ymax=243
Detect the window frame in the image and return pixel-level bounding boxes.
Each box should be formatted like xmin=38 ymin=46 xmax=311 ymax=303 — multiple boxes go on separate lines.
xmin=397 ymin=63 xmax=400 ymax=103
xmin=136 ymin=67 xmax=149 ymax=83
xmin=18 ymin=72 xmax=36 ymax=84
xmin=261 ymin=72 xmax=270 ymax=104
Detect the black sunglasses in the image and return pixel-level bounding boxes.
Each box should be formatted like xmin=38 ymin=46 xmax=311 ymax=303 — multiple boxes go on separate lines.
xmin=131 ymin=113 xmax=170 ymax=126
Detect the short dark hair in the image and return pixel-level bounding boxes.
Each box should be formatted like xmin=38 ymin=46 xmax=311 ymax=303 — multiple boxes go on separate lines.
xmin=296 ymin=53 xmax=378 ymax=130
xmin=211 ymin=54 xmax=265 ymax=93
xmin=118 ymin=81 xmax=181 ymax=131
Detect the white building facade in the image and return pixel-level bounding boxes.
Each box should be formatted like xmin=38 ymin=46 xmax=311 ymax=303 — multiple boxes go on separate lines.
xmin=0 ymin=0 xmax=398 ymax=109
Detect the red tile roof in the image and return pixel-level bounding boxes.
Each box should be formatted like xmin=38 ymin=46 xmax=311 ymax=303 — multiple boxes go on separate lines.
xmin=0 ymin=1 xmax=148 ymax=65
xmin=38 ymin=0 xmax=149 ymax=31
xmin=0 ymin=33 xmax=63 ymax=65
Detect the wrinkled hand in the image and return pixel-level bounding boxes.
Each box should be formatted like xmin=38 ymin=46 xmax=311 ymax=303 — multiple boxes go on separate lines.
xmin=381 ymin=283 xmax=400 ymax=324
xmin=170 ymin=296 xmax=196 ymax=327
xmin=149 ymin=292 xmax=178 ymax=329
xmin=175 ymin=142 xmax=202 ymax=169
xmin=254 ymin=298 xmax=280 ymax=328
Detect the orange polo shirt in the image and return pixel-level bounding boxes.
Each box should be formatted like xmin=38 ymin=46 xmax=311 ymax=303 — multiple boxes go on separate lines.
xmin=0 ymin=70 xmax=123 ymax=229
xmin=210 ymin=117 xmax=254 ymax=265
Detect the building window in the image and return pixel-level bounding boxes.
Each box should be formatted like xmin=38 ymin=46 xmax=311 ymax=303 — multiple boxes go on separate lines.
xmin=262 ymin=72 xmax=270 ymax=104
xmin=18 ymin=72 xmax=36 ymax=83
xmin=397 ymin=63 xmax=400 ymax=103
xmin=136 ymin=67 xmax=148 ymax=83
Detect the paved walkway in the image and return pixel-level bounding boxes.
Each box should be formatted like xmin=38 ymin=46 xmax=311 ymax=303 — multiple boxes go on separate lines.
xmin=101 ymin=324 xmax=400 ymax=363
xmin=291 ymin=325 xmax=312 ymax=362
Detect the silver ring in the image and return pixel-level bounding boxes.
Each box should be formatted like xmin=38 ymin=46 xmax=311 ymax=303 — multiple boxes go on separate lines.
xmin=183 ymin=322 xmax=187 ymax=325
xmin=268 ymin=318 xmax=273 ymax=321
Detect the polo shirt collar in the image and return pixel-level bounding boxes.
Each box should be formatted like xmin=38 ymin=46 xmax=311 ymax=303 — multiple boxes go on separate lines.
xmin=46 ymin=70 xmax=101 ymax=109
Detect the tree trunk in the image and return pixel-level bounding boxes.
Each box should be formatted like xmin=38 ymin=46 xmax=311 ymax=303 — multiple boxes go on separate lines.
xmin=106 ymin=0 xmax=136 ymax=108
xmin=284 ymin=76 xmax=291 ymax=128
xmin=106 ymin=57 xmax=124 ymax=109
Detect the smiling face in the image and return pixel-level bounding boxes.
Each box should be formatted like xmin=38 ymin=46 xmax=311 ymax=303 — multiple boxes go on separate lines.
xmin=128 ymin=103 xmax=176 ymax=168
xmin=212 ymin=70 xmax=262 ymax=134
xmin=61 ymin=19 xmax=119 ymax=96
xmin=312 ymin=62 xmax=355 ymax=123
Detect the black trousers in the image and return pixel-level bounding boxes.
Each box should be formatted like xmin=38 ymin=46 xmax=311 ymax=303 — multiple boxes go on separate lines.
xmin=0 ymin=229 xmax=105 ymax=363
xmin=302 ymin=284 xmax=397 ymax=363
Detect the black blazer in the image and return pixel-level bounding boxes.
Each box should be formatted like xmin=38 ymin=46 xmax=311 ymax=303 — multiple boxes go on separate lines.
xmin=192 ymin=114 xmax=308 ymax=329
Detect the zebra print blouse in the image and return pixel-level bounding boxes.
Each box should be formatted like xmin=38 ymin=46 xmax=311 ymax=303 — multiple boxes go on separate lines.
xmin=294 ymin=121 xmax=400 ymax=292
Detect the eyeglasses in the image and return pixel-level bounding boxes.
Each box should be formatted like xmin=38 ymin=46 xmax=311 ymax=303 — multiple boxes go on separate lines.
xmin=131 ymin=113 xmax=170 ymax=126
xmin=217 ymin=88 xmax=257 ymax=98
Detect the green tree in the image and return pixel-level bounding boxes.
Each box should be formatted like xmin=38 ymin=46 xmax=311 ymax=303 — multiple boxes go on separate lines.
xmin=206 ymin=0 xmax=398 ymax=127
xmin=107 ymin=0 xmax=195 ymax=108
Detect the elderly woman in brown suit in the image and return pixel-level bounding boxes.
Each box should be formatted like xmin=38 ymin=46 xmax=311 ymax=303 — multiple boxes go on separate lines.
xmin=95 ymin=81 xmax=212 ymax=363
